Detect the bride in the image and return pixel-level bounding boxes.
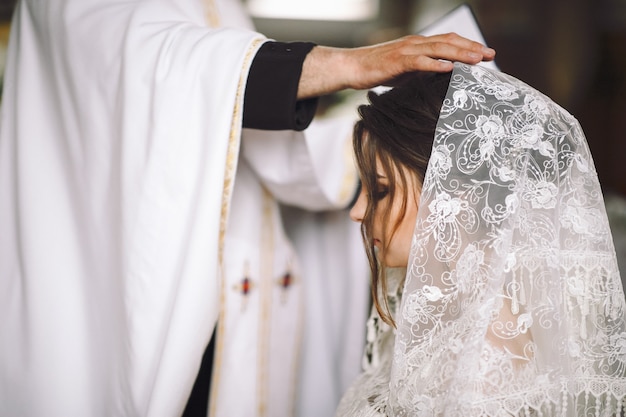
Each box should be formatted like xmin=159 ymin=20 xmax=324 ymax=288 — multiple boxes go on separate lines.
xmin=337 ymin=63 xmax=626 ymax=416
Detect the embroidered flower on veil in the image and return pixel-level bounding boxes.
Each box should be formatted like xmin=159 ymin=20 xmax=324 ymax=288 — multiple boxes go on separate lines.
xmin=403 ymin=292 xmax=438 ymax=327
xmin=607 ymin=332 xmax=626 ymax=363
xmin=475 ymin=115 xmax=505 ymax=141
xmin=561 ymin=198 xmax=604 ymax=236
xmin=524 ymin=178 xmax=558 ymax=209
xmin=453 ymin=244 xmax=485 ymax=295
xmin=489 ymin=81 xmax=519 ymax=101
xmin=470 ymin=66 xmax=519 ymax=102
xmin=429 ymin=145 xmax=452 ymax=180
xmin=522 ymin=95 xmax=550 ymax=120
xmin=517 ymin=123 xmax=555 ymax=157
xmin=425 ymin=192 xmax=478 ymax=261
xmin=452 ymin=90 xmax=469 ymax=109
xmin=428 ymin=192 xmax=463 ymax=225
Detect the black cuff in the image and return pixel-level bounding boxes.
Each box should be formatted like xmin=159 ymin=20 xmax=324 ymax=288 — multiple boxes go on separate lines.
xmin=243 ymin=41 xmax=319 ymax=131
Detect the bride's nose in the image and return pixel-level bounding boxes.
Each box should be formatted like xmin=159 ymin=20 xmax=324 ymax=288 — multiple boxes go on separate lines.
xmin=349 ymin=188 xmax=367 ymax=223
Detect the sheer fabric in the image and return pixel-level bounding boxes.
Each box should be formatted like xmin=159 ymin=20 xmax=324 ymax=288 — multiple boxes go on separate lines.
xmin=338 ymin=63 xmax=626 ymax=416
xmin=335 ymin=268 xmax=404 ymax=417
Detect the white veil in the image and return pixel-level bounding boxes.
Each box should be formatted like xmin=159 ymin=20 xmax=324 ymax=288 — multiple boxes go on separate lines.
xmin=389 ymin=63 xmax=626 ymax=416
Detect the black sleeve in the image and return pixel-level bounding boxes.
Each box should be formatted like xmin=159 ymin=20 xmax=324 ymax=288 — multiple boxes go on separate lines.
xmin=242 ymin=41 xmax=319 ymax=131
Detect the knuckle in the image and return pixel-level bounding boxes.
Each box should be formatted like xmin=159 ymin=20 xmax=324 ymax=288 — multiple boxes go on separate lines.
xmin=408 ymin=34 xmax=425 ymax=42
xmin=429 ymin=42 xmax=444 ymax=53
xmin=413 ymin=55 xmax=432 ymax=69
xmin=400 ymin=36 xmax=414 ymax=48
xmin=442 ymin=32 xmax=457 ymax=42
xmin=401 ymin=34 xmax=423 ymax=48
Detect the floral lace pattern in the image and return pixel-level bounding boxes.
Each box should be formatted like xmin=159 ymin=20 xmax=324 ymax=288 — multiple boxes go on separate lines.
xmin=335 ymin=268 xmax=404 ymax=417
xmin=337 ymin=64 xmax=626 ymax=417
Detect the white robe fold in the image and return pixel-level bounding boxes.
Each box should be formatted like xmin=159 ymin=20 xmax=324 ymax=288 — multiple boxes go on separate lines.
xmin=1 ymin=1 xmax=263 ymax=415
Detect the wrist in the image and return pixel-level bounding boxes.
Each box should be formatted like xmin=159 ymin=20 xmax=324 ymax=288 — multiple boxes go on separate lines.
xmin=298 ymin=46 xmax=353 ymax=99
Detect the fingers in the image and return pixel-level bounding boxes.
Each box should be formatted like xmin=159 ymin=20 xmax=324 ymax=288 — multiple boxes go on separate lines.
xmin=411 ymin=54 xmax=454 ymax=72
xmin=385 ymin=33 xmax=494 ymax=75
xmin=430 ymin=32 xmax=495 ymax=57
xmin=406 ymin=33 xmax=496 ymax=64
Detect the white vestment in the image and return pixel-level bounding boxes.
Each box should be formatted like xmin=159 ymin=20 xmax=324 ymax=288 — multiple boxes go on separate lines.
xmin=0 ymin=0 xmax=366 ymax=416
xmin=217 ymin=119 xmax=363 ymax=417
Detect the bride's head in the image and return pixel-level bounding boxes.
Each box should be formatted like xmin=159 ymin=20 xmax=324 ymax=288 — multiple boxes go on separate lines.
xmin=350 ymin=71 xmax=451 ymax=325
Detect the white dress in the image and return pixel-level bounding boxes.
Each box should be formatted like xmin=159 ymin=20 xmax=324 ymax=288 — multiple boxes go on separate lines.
xmin=335 ymin=268 xmax=404 ymax=417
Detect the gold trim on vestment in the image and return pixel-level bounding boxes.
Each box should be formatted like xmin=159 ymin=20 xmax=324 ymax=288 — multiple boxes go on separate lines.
xmin=210 ymin=30 xmax=265 ymax=417
xmin=289 ymin=268 xmax=305 ymax=417
xmin=257 ymin=188 xmax=274 ymax=417
xmin=203 ymin=0 xmax=220 ymax=28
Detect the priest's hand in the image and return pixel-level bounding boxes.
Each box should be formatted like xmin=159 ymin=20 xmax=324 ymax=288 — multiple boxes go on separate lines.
xmin=297 ymin=33 xmax=496 ymax=99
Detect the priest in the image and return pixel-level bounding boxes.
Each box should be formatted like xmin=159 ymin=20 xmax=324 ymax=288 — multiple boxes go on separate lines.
xmin=0 ymin=0 xmax=495 ymax=416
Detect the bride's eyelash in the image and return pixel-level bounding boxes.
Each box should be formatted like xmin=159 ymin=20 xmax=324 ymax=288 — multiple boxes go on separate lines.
xmin=372 ymin=185 xmax=389 ymax=200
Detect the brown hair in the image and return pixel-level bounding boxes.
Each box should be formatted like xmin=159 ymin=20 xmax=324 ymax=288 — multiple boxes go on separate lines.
xmin=353 ymin=71 xmax=451 ymax=326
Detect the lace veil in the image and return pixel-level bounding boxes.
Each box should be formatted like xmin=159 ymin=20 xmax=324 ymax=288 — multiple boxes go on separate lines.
xmin=388 ymin=63 xmax=626 ymax=416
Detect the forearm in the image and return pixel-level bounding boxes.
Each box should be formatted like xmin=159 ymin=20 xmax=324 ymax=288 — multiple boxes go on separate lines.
xmin=297 ymin=46 xmax=352 ymax=100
